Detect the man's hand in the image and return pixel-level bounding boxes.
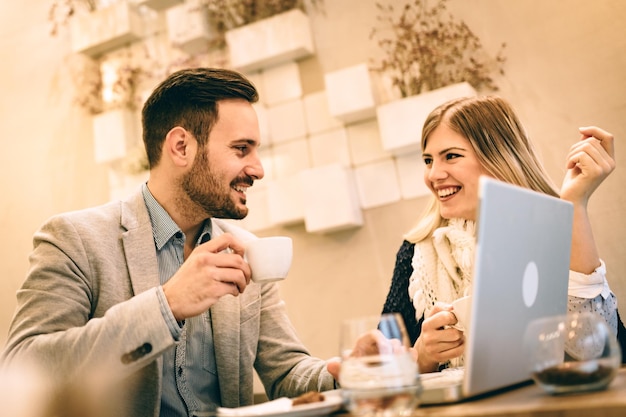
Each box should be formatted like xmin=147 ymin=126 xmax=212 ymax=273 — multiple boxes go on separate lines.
xmin=162 ymin=233 xmax=251 ymax=321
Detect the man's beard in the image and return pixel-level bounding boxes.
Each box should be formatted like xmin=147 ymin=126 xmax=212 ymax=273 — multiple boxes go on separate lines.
xmin=181 ymin=151 xmax=249 ymax=220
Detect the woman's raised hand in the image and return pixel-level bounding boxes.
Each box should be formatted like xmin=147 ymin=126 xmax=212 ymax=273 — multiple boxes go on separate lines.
xmin=561 ymin=126 xmax=615 ymax=205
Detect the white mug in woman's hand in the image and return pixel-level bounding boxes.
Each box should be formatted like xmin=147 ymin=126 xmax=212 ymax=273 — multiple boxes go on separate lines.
xmin=451 ymin=295 xmax=472 ymax=332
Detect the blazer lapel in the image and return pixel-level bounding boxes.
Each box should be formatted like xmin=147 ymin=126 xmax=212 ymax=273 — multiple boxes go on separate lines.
xmin=120 ymin=191 xmax=160 ymax=296
xmin=212 ymin=296 xmax=241 ymax=407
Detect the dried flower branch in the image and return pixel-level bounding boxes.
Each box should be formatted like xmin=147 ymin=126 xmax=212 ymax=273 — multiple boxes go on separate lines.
xmin=370 ymin=0 xmax=506 ymax=98
xmin=50 ymin=0 xmax=321 ymax=118
xmin=48 ymin=0 xmax=96 ymax=36
xmin=66 ymin=54 xmax=103 ymax=114
xmin=101 ymin=44 xmax=162 ymax=112
xmin=201 ymin=0 xmax=322 ymax=34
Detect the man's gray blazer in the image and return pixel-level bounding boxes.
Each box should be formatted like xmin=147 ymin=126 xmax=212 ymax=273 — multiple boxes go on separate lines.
xmin=2 ymin=190 xmax=334 ymax=417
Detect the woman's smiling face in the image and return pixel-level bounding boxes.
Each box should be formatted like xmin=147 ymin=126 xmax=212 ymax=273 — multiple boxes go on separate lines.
xmin=422 ymin=123 xmax=488 ymax=221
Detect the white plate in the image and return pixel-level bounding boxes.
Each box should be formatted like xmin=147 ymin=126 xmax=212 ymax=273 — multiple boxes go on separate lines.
xmin=218 ymin=390 xmax=344 ymax=417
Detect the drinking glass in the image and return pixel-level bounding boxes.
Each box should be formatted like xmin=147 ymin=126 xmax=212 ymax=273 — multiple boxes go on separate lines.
xmin=339 ymin=313 xmax=421 ymax=417
xmin=524 ymin=311 xmax=621 ymax=394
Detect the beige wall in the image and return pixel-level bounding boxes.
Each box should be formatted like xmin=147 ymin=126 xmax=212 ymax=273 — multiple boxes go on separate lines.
xmin=1 ymin=0 xmax=625 ymax=371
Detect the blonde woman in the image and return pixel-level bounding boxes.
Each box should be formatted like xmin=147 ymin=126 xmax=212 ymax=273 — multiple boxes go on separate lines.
xmin=380 ymin=96 xmax=624 ymax=373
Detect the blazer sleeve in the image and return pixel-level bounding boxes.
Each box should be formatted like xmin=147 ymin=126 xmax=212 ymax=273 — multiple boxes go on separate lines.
xmin=1 ymin=212 xmax=175 ymax=384
xmin=253 ymin=282 xmax=335 ymax=399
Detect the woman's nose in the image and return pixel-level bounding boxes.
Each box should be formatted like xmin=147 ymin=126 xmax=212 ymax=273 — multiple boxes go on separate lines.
xmin=427 ymin=161 xmax=447 ymax=181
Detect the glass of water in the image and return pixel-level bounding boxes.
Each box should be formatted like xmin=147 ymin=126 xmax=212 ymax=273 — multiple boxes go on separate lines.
xmin=524 ymin=311 xmax=621 ymax=395
xmin=339 ymin=313 xmax=421 ymax=417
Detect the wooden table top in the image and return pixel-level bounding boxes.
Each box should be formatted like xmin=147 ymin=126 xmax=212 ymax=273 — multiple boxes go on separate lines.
xmin=334 ymin=367 xmax=626 ymax=417
xmin=410 ymin=366 xmax=626 ymax=417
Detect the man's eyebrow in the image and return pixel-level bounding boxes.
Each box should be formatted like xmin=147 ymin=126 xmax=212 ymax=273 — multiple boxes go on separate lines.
xmin=232 ymin=138 xmax=259 ymax=146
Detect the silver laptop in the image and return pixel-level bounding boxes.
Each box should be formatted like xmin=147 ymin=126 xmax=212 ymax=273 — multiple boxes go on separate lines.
xmin=419 ymin=176 xmax=574 ymax=404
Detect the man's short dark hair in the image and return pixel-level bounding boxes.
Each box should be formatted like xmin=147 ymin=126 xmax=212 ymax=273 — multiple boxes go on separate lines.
xmin=142 ymin=68 xmax=259 ymax=168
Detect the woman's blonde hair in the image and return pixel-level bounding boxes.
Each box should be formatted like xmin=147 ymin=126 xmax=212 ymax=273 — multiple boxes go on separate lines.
xmin=405 ymin=96 xmax=559 ymax=243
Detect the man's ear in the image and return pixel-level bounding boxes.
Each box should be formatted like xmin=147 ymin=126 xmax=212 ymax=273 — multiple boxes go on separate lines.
xmin=164 ymin=126 xmax=196 ymax=167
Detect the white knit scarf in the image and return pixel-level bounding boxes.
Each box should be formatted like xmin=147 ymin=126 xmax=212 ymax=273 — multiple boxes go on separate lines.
xmin=408 ymin=218 xmax=476 ymax=368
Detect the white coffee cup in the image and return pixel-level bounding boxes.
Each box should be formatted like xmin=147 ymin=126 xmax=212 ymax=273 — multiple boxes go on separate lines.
xmin=451 ymin=295 xmax=472 ymax=332
xmin=244 ymin=236 xmax=293 ymax=283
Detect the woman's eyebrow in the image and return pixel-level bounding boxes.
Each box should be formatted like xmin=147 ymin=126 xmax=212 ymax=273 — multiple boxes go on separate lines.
xmin=438 ymin=146 xmax=467 ymax=155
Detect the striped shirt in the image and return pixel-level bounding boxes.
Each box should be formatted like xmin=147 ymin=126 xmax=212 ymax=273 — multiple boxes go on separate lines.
xmin=142 ymin=184 xmax=220 ymax=417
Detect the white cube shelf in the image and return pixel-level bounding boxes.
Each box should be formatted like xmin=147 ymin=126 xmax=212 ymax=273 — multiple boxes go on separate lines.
xmin=93 ymin=108 xmax=140 ymax=164
xmin=395 ymin=152 xmax=431 ymax=199
xmin=325 ymin=63 xmax=378 ymax=123
xmin=354 ymin=159 xmax=401 ymax=209
xmin=261 ymin=61 xmax=302 ymax=106
xmin=300 ymin=164 xmax=363 ymax=234
xmin=377 ymin=82 xmax=476 ymax=155
xmin=225 ymin=9 xmax=315 ymax=72
xmin=267 ymin=177 xmax=304 ymax=226
xmin=166 ymin=1 xmax=217 ymax=55
xmin=303 ymin=90 xmax=344 ymax=135
xmin=69 ymin=2 xmax=144 ymax=57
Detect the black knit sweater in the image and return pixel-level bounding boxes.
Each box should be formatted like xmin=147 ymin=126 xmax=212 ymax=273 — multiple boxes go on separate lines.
xmin=380 ymin=240 xmax=626 ymax=363
xmin=381 ymin=240 xmax=422 ymax=345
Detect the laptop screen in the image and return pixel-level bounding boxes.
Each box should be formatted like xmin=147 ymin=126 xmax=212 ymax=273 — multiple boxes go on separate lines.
xmin=463 ymin=176 xmax=573 ymax=397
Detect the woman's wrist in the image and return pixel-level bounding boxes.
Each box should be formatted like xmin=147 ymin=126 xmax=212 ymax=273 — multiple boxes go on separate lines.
xmin=415 ymin=339 xmax=439 ymax=373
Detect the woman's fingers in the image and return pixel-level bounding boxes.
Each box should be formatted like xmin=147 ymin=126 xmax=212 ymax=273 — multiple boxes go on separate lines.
xmin=578 ymin=126 xmax=615 ymax=158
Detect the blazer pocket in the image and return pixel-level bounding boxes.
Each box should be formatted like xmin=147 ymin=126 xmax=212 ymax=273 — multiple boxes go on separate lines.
xmin=240 ymin=289 xmax=261 ymax=325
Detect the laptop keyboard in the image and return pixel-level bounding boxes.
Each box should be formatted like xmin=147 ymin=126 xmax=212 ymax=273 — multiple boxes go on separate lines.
xmin=420 ymin=367 xmax=465 ymax=389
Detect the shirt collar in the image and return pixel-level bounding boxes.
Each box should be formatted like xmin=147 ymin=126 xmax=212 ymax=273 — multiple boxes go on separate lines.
xmin=141 ymin=183 xmax=212 ymax=249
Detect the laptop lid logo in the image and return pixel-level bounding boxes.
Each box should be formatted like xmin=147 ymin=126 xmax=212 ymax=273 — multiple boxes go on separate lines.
xmin=522 ymin=261 xmax=539 ymax=308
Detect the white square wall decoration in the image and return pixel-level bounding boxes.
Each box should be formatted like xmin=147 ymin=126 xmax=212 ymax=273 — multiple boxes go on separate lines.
xmin=258 ymin=146 xmax=274 ymax=181
xmin=309 ymin=128 xmax=351 ymax=168
xmin=238 ymin=184 xmax=274 ymax=232
xmin=266 ymin=99 xmax=308 ymax=144
xmin=253 ymin=103 xmax=271 ymax=145
xmin=346 ymin=119 xmax=390 ymax=166
xmin=226 ymin=9 xmax=315 ymax=72
xmin=267 ymin=177 xmax=305 ymax=226
xmin=165 ymin=0 xmax=217 ymax=55
xmin=395 ymin=151 xmax=431 ymax=199
xmin=136 ymin=0 xmax=183 ymax=11
xmin=261 ymin=61 xmax=303 ymax=106
xmin=271 ymin=138 xmax=311 ymax=178
xmin=92 ymin=108 xmax=140 ymax=164
xmin=69 ymin=2 xmax=144 ymax=57
xmin=377 ymin=82 xmax=477 ymax=156
xmin=300 ymin=164 xmax=363 ymax=234
xmin=303 ymin=90 xmax=344 ymax=135
xmin=324 ymin=63 xmax=378 ymax=123
xmin=354 ymin=159 xmax=401 ymax=209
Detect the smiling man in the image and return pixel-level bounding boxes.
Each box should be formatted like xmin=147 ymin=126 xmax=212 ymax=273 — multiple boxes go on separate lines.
xmin=2 ymin=68 xmax=336 ymax=417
